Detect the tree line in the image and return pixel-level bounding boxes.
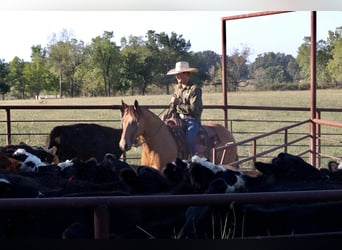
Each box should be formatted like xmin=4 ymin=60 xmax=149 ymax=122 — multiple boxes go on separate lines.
xmin=0 ymin=27 xmax=342 ymax=100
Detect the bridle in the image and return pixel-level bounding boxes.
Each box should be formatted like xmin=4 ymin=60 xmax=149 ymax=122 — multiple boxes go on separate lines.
xmin=123 ymin=108 xmax=166 ymax=148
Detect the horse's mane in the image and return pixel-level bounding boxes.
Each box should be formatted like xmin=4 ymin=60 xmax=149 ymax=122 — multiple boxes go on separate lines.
xmin=123 ymin=102 xmax=164 ymax=126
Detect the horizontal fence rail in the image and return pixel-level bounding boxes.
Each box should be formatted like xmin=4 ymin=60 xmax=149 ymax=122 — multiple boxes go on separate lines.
xmin=1 ymin=190 xmax=342 ymax=239
xmin=213 ymin=119 xmax=312 ymax=167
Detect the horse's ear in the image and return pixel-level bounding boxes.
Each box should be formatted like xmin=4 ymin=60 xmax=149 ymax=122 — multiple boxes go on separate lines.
xmin=120 ymin=99 xmax=127 ymax=113
xmin=134 ymin=100 xmax=139 ymax=110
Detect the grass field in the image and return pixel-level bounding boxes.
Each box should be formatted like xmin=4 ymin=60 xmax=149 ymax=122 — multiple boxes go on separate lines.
xmin=1 ymin=89 xmax=342 ymax=168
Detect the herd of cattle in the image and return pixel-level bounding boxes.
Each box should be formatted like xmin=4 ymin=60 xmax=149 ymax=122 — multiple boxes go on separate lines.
xmin=1 ymin=123 xmax=342 ymax=239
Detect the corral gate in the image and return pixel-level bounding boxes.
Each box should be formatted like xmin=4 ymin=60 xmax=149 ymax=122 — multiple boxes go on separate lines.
xmin=220 ymin=11 xmax=321 ymax=166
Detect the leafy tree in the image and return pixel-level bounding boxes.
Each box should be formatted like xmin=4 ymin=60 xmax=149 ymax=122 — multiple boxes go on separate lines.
xmin=327 ymin=26 xmax=342 ymax=51
xmin=120 ymin=35 xmax=155 ymax=95
xmin=10 ymin=26 xmax=342 ymax=97
xmin=296 ymin=37 xmax=311 ymax=81
xmin=7 ymin=57 xmax=27 ymax=99
xmin=316 ymin=39 xmax=334 ymax=88
xmin=145 ymin=31 xmax=192 ymax=94
xmin=23 ymin=45 xmax=58 ymax=97
xmin=47 ymin=29 xmax=86 ymax=97
xmin=328 ymin=38 xmax=342 ymax=85
xmin=0 ymin=59 xmax=10 ymax=100
xmin=72 ymin=51 xmax=93 ymax=96
xmin=63 ymin=39 xmax=87 ymax=97
xmin=252 ymin=52 xmax=298 ymax=90
xmin=286 ymin=57 xmax=301 ymax=82
xmin=227 ymin=47 xmax=250 ymax=91
xmin=327 ymin=27 xmax=342 ymax=86
xmin=192 ymin=50 xmax=221 ymax=88
xmin=264 ymin=66 xmax=289 ymax=83
xmin=47 ymin=29 xmax=71 ymax=97
xmin=144 ymin=30 xmax=167 ymax=91
xmin=297 ymin=36 xmax=334 ymax=88
xmin=89 ymin=31 xmax=121 ymax=96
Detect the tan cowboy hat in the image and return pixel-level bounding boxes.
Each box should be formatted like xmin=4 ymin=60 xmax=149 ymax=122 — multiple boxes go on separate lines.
xmin=166 ymin=61 xmax=198 ymax=75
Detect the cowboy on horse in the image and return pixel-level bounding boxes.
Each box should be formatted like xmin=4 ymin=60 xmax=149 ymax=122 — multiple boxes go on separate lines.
xmin=163 ymin=61 xmax=203 ymax=159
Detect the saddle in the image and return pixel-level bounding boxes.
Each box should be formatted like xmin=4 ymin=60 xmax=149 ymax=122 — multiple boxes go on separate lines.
xmin=161 ymin=106 xmax=221 ymax=160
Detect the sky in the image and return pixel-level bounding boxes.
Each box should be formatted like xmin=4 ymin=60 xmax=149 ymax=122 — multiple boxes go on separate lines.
xmin=1 ymin=1 xmax=342 ymax=63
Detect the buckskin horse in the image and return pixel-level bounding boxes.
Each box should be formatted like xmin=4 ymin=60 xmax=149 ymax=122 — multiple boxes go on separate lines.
xmin=119 ymin=100 xmax=238 ymax=171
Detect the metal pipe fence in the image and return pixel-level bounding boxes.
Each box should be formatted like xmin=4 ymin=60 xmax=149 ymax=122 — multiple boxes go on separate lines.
xmin=1 ymin=104 xmax=341 ymax=167
xmin=1 ymin=189 xmax=342 ymax=238
xmin=0 ymin=104 xmax=342 ymax=239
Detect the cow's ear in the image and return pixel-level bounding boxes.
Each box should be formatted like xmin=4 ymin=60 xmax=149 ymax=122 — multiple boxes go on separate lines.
xmin=47 ymin=146 xmax=59 ymax=163
xmin=47 ymin=146 xmax=57 ymax=156
xmin=134 ymin=100 xmax=139 ymax=110
xmin=254 ymin=162 xmax=275 ymax=175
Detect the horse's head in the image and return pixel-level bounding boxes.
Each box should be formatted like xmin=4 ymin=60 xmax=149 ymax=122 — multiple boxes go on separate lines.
xmin=119 ymin=100 xmax=144 ymax=151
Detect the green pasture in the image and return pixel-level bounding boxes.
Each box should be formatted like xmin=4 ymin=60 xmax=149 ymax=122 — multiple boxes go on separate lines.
xmin=1 ymin=89 xmax=342 ymax=168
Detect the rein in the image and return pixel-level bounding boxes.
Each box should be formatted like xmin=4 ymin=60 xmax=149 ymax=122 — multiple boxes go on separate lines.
xmin=158 ymin=105 xmax=170 ymax=117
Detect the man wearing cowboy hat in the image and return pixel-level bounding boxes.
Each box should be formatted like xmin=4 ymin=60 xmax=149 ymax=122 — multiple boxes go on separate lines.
xmin=167 ymin=61 xmax=203 ymax=157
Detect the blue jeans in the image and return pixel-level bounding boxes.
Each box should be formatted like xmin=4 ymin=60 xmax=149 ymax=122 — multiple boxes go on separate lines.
xmin=183 ymin=118 xmax=201 ymax=156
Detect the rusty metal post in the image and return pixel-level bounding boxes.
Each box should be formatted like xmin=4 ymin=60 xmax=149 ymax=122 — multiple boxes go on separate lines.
xmin=252 ymin=139 xmax=257 ymax=166
xmin=309 ymin=11 xmax=317 ymax=166
xmin=5 ymin=108 xmax=11 ymax=145
xmin=94 ymin=205 xmax=109 ymax=239
xmin=284 ymin=129 xmax=288 ymax=153
xmin=316 ymin=111 xmax=321 ymax=168
xmin=221 ymin=18 xmax=228 ymax=129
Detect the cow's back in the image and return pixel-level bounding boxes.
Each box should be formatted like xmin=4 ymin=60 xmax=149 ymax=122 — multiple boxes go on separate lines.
xmin=46 ymin=123 xmax=122 ymax=162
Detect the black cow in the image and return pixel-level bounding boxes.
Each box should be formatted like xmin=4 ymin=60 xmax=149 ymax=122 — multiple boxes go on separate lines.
xmin=6 ymin=152 xmax=342 ymax=239
xmin=45 ymin=123 xmax=123 ymax=162
xmin=0 ymin=142 xmax=55 ymax=165
xmin=245 ymin=152 xmax=332 ymax=192
xmin=177 ymin=153 xmax=342 ymax=239
xmin=188 ymin=155 xmax=246 ymax=194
